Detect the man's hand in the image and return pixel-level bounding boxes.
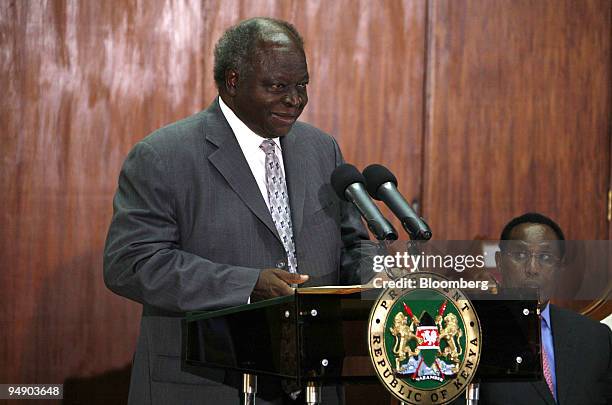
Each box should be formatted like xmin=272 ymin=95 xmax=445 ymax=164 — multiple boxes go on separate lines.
xmin=251 ymin=269 xmax=309 ymax=301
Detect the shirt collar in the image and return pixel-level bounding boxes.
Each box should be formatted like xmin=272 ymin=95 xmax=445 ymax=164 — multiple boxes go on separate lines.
xmin=541 ymin=302 xmax=551 ymax=328
xmin=218 ymin=96 xmax=281 ymax=150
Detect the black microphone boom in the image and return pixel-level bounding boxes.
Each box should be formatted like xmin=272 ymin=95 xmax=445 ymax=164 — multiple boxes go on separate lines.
xmin=363 ymin=164 xmax=432 ymax=240
xmin=330 ymin=164 xmax=398 ymax=241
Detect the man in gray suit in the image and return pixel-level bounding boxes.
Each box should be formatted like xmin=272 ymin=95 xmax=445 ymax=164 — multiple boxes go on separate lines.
xmin=475 ymin=213 xmax=611 ymax=404
xmin=104 ymin=17 xmax=370 ymax=404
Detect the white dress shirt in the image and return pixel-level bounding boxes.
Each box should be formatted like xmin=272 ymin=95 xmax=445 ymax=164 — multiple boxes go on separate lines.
xmin=218 ymin=96 xmax=285 ymax=210
xmin=219 ymin=97 xmax=290 ymax=304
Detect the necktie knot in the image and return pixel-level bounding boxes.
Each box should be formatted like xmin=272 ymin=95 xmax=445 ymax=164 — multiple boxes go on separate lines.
xmin=260 ymin=139 xmax=276 ymax=155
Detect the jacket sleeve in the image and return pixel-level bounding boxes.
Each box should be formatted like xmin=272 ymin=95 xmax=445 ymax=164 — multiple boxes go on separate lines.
xmin=103 ymin=141 xmax=260 ymax=312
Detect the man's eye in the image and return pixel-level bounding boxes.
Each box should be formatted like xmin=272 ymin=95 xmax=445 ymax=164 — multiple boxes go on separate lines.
xmin=270 ymin=83 xmax=285 ymax=90
xmin=512 ymin=252 xmax=528 ymax=261
xmin=297 ymin=82 xmax=308 ymax=89
xmin=538 ymin=254 xmax=558 ymax=266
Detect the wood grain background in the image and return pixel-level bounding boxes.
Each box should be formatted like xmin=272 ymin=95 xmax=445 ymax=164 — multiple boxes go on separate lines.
xmin=1 ymin=0 xmax=610 ymax=404
xmin=423 ymin=0 xmax=611 ymax=240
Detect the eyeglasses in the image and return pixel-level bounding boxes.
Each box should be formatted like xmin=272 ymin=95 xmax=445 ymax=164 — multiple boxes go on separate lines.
xmin=501 ymin=251 xmax=561 ymax=268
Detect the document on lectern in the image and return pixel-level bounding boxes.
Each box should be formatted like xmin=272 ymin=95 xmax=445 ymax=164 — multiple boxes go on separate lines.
xmin=296 ymin=285 xmax=368 ymax=294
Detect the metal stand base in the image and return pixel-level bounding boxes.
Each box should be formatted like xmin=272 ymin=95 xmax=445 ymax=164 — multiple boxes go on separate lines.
xmin=241 ymin=374 xmax=257 ymax=405
xmin=466 ymin=382 xmax=480 ymax=405
xmin=305 ymin=381 xmax=321 ymax=405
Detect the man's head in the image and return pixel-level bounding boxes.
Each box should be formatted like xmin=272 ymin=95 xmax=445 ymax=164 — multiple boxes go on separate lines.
xmin=214 ymin=17 xmax=309 ymax=138
xmin=496 ymin=213 xmax=566 ymax=302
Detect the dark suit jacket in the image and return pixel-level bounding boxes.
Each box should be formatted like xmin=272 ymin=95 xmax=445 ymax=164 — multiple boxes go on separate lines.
xmin=103 ymin=98 xmax=370 ymax=405
xmin=456 ymin=305 xmax=611 ymax=405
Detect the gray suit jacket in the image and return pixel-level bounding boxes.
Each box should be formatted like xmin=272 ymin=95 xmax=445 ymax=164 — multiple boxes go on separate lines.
xmin=455 ymin=305 xmax=612 ymax=405
xmin=103 ymin=98 xmax=370 ymax=404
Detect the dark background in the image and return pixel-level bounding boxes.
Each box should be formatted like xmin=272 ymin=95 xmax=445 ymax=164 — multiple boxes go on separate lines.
xmin=1 ymin=0 xmax=610 ymax=404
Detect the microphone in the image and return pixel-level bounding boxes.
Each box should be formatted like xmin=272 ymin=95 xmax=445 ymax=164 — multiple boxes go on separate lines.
xmin=363 ymin=164 xmax=432 ymax=240
xmin=331 ymin=164 xmax=398 ymax=241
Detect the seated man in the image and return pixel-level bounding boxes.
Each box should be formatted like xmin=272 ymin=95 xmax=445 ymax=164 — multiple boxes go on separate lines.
xmin=477 ymin=213 xmax=611 ymax=404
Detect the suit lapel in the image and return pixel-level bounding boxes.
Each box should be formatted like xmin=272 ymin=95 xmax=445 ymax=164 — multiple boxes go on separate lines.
xmin=530 ymin=381 xmax=556 ymax=405
xmin=550 ymin=305 xmax=574 ymax=405
xmin=280 ymin=130 xmax=306 ymax=240
xmin=204 ymin=99 xmax=281 ymax=243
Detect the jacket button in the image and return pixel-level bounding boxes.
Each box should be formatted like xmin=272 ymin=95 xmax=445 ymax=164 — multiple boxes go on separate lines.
xmin=276 ymin=260 xmax=286 ymax=269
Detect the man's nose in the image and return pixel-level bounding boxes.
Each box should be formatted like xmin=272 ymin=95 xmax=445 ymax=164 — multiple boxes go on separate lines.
xmin=282 ymin=88 xmax=301 ymax=107
xmin=525 ymin=255 xmax=539 ymax=275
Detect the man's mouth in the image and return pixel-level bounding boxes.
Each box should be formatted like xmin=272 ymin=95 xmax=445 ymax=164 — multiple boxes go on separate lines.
xmin=271 ymin=112 xmax=298 ymax=125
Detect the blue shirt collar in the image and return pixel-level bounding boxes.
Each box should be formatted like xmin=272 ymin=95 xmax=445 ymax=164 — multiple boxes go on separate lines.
xmin=541 ymin=302 xmax=551 ymax=328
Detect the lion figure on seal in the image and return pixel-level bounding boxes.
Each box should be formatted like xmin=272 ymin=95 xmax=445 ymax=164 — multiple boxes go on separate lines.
xmin=390 ymin=312 xmax=421 ymax=370
xmin=436 ymin=313 xmax=463 ymax=363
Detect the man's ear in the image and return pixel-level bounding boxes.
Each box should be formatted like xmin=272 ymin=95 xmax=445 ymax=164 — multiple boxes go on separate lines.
xmin=494 ymin=250 xmax=502 ymax=271
xmin=557 ymin=255 xmax=566 ymax=275
xmin=224 ymin=69 xmax=239 ymax=97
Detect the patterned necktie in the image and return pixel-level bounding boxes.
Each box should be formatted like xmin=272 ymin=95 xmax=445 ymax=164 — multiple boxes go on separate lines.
xmin=259 ymin=139 xmax=297 ymax=273
xmin=541 ymin=320 xmax=556 ymax=400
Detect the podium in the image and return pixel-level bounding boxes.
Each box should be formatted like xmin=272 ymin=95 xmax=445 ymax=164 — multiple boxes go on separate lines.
xmin=182 ymin=287 xmax=542 ymax=404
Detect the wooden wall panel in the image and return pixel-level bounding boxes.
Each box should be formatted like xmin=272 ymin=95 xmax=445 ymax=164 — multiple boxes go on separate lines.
xmin=423 ymin=0 xmax=611 ymax=240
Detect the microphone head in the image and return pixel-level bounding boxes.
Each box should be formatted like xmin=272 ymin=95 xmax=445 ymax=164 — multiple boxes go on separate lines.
xmin=331 ymin=163 xmax=366 ymax=201
xmin=362 ymin=164 xmax=398 ymax=199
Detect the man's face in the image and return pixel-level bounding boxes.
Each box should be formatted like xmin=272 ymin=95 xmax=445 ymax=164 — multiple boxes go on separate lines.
xmin=496 ymin=223 xmax=563 ymax=301
xmin=228 ymin=38 xmax=309 ymax=138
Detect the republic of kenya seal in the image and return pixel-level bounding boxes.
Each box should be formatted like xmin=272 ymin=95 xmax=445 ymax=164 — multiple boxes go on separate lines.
xmin=368 ymin=272 xmax=482 ymax=404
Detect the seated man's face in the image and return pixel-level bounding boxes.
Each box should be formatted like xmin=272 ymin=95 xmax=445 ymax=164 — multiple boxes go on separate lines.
xmin=497 ymin=223 xmax=563 ymax=301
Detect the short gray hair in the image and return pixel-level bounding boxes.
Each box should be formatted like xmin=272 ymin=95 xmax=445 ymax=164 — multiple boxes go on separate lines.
xmin=213 ymin=17 xmax=304 ymax=89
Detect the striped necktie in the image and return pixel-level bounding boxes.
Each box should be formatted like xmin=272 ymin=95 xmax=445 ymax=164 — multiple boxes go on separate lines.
xmin=541 ymin=319 xmax=557 ymax=401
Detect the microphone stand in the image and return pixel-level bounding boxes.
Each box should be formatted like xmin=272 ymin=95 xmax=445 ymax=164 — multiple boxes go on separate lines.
xmin=466 ymin=381 xmax=480 ymax=405
xmin=305 ymin=381 xmax=321 ymax=405
xmin=395 ymin=200 xmax=432 ymax=277
xmin=241 ymin=373 xmax=257 ymax=405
